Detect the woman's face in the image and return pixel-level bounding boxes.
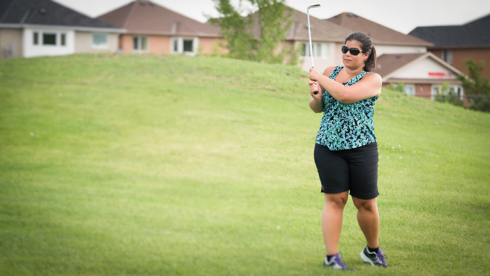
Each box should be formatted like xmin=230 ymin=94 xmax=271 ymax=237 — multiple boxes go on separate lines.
xmin=342 ymin=40 xmax=369 ymax=70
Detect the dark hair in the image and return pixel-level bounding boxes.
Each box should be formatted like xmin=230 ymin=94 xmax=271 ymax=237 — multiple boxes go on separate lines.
xmin=344 ymin=32 xmax=376 ymax=72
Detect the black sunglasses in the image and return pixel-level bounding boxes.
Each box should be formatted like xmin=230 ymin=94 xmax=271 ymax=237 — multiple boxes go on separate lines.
xmin=341 ymin=46 xmax=366 ymax=56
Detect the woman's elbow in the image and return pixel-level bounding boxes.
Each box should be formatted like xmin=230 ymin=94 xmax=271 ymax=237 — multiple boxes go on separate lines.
xmin=338 ymin=93 xmax=351 ymax=104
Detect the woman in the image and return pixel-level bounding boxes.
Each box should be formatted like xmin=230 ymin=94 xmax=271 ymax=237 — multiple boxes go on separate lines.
xmin=308 ymin=32 xmax=387 ymax=270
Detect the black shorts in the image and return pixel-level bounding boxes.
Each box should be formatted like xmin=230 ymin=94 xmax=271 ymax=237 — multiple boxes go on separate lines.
xmin=314 ymin=142 xmax=379 ymax=200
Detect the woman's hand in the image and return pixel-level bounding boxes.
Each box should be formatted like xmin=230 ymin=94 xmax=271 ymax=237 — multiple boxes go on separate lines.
xmin=309 ymin=81 xmax=322 ymax=100
xmin=309 ymin=68 xmax=322 ymax=81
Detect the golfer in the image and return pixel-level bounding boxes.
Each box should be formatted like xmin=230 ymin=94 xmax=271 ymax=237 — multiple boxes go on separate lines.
xmin=308 ymin=31 xmax=387 ymax=270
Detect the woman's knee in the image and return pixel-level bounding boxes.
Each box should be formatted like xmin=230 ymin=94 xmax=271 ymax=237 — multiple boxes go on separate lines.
xmin=353 ymin=197 xmax=377 ymax=212
xmin=325 ymin=192 xmax=349 ymax=209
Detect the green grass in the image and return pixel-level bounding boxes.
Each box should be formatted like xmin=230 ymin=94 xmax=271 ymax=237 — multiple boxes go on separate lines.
xmin=1 ymin=53 xmax=489 ymax=276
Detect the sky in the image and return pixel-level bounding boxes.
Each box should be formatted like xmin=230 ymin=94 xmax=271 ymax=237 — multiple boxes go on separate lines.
xmin=53 ymin=0 xmax=490 ymax=34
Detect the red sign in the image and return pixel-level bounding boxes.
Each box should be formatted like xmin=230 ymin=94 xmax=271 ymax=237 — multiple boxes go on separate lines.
xmin=428 ymin=72 xmax=451 ymax=78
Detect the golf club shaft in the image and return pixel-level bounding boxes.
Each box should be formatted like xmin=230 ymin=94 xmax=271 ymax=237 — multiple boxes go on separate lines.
xmin=307 ymin=4 xmax=320 ymax=95
xmin=307 ymin=9 xmax=314 ymax=68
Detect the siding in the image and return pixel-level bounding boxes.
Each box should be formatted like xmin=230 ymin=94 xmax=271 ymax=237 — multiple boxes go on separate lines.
xmin=199 ymin=37 xmax=226 ymax=55
xmin=429 ymin=48 xmax=490 ymax=79
xmin=75 ymin=32 xmax=119 ymax=53
xmin=0 ymin=28 xmax=23 ymax=58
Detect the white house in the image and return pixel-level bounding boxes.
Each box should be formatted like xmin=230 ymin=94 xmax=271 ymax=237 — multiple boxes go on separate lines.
xmin=0 ymin=0 xmax=125 ymax=58
xmin=376 ymin=52 xmax=464 ymax=100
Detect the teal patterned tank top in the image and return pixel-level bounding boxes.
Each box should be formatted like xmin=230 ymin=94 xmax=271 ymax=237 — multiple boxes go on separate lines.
xmin=316 ymin=65 xmax=378 ymax=151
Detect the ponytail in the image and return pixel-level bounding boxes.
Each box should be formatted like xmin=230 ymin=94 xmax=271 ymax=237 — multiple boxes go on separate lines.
xmin=364 ymin=45 xmax=376 ymax=72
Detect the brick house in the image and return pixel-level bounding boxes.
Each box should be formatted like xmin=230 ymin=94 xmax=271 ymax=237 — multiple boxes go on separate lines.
xmin=326 ymin=12 xmax=433 ymax=56
xmin=0 ymin=0 xmax=124 ymax=58
xmin=409 ymin=14 xmax=490 ymax=79
xmin=97 ymin=0 xmax=224 ymax=55
xmin=285 ymin=9 xmax=354 ymax=71
xmin=376 ymin=52 xmax=465 ymax=101
xmin=323 ymin=12 xmax=466 ymax=101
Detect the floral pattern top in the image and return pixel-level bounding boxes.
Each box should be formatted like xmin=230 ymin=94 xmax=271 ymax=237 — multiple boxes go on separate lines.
xmin=316 ymin=65 xmax=378 ymax=151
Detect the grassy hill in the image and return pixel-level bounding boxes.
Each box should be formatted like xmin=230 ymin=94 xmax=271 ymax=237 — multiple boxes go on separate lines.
xmin=1 ymin=54 xmax=489 ymax=275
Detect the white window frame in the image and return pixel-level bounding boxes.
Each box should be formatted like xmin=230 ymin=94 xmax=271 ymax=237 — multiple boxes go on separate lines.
xmin=404 ymin=84 xmax=415 ymax=96
xmin=33 ymin=32 xmax=39 ymax=45
xmin=133 ymin=36 xmax=148 ymax=52
xmin=301 ymin=42 xmax=329 ymax=58
xmin=60 ymin=33 xmax=66 ymax=46
xmin=442 ymin=50 xmax=453 ymax=64
xmin=92 ymin=33 xmax=109 ymax=49
xmin=171 ymin=37 xmax=199 ymax=55
xmin=431 ymin=84 xmax=463 ymax=100
xmin=42 ymin=32 xmax=57 ymax=46
xmin=32 ymin=31 xmax=67 ymax=47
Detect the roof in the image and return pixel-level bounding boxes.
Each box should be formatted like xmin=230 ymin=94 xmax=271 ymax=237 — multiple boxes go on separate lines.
xmin=288 ymin=9 xmax=354 ymax=42
xmin=409 ymin=14 xmax=490 ymax=48
xmin=376 ymin=52 xmax=463 ymax=81
xmin=0 ymin=0 xmax=123 ymax=32
xmin=97 ymin=0 xmax=220 ymax=37
xmin=248 ymin=7 xmax=354 ymax=43
xmin=326 ymin=12 xmax=433 ymax=47
xmin=376 ymin=53 xmax=425 ymax=78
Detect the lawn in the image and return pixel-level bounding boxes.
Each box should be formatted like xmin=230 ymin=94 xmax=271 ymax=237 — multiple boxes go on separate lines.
xmin=0 ymin=54 xmax=489 ymax=275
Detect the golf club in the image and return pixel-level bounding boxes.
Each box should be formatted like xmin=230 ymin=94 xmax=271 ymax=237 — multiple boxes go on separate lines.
xmin=307 ymin=4 xmax=321 ymax=94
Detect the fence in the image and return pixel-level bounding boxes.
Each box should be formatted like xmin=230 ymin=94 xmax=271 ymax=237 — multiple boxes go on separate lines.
xmin=414 ymin=94 xmax=490 ymax=103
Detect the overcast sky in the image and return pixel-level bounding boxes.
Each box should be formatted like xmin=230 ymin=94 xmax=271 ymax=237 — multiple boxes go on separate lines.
xmin=54 ymin=0 xmax=490 ymax=34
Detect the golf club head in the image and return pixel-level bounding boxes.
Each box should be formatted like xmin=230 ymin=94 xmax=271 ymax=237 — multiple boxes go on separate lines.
xmin=308 ymin=4 xmax=321 ymax=10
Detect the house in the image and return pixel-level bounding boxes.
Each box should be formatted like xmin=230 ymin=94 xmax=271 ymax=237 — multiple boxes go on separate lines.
xmin=325 ymin=12 xmax=433 ymax=56
xmin=281 ymin=10 xmax=434 ymax=71
xmin=323 ymin=12 xmax=466 ymax=101
xmin=0 ymin=0 xmax=125 ymax=58
xmin=376 ymin=52 xmax=465 ymax=101
xmin=409 ymin=14 xmax=490 ymax=79
xmin=285 ymin=9 xmax=354 ymax=71
xmin=97 ymin=0 xmax=224 ymax=55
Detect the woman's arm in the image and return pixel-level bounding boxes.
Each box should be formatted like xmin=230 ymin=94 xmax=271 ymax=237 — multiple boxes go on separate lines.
xmin=309 ymin=81 xmax=323 ymax=113
xmin=308 ymin=66 xmax=336 ymax=113
xmin=309 ymin=68 xmax=382 ymax=104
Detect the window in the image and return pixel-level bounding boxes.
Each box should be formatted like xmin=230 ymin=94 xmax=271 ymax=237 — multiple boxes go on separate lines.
xmin=61 ymin=33 xmax=66 ymax=46
xmin=171 ymin=37 xmax=198 ymax=55
xmin=183 ymin=39 xmax=193 ymax=52
xmin=301 ymin=43 xmax=329 ymax=58
xmin=92 ymin=33 xmax=108 ymax=48
xmin=404 ymin=85 xmax=415 ymax=96
xmin=133 ymin=36 xmax=148 ymax=51
xmin=442 ymin=50 xmax=452 ymax=64
xmin=43 ymin=33 xmax=56 ymax=45
xmin=33 ymin=32 xmax=39 ymax=45
xmin=431 ymin=84 xmax=463 ymax=100
xmin=173 ymin=39 xmax=178 ymax=52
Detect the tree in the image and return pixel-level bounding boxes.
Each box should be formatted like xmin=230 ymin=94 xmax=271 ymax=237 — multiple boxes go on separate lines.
xmin=387 ymin=81 xmax=405 ymax=93
xmin=209 ymin=0 xmax=295 ymax=64
xmin=209 ymin=0 xmax=257 ymax=61
xmin=457 ymin=59 xmax=490 ymax=112
xmin=434 ymin=81 xmax=464 ymax=107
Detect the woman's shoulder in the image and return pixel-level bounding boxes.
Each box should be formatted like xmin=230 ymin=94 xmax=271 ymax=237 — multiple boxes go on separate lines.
xmin=323 ymin=65 xmax=342 ymax=77
xmin=361 ymin=71 xmax=382 ymax=83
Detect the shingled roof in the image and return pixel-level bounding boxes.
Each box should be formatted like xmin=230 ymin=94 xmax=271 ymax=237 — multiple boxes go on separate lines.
xmin=409 ymin=14 xmax=490 ymax=48
xmin=0 ymin=0 xmax=122 ymax=31
xmin=376 ymin=53 xmax=426 ymax=78
xmin=289 ymin=9 xmax=355 ymax=42
xmin=97 ymin=0 xmax=220 ymax=37
xmin=326 ymin=12 xmax=433 ymax=47
xmin=376 ymin=52 xmax=463 ymax=80
xmin=247 ymin=8 xmax=353 ymax=43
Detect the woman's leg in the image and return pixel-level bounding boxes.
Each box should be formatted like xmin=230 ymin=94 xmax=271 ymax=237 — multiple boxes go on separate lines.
xmin=352 ymin=196 xmax=379 ymax=248
xmin=322 ymin=191 xmax=349 ymax=255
